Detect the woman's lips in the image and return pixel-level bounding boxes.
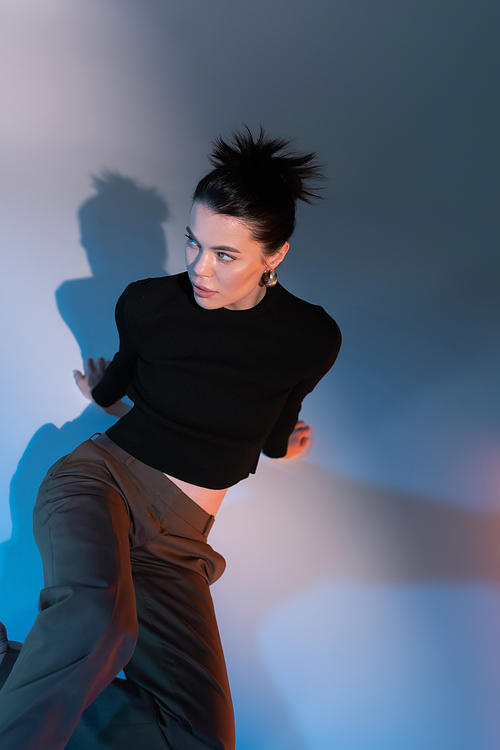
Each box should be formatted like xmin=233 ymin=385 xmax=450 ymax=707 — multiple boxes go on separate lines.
xmin=192 ymin=281 xmax=217 ymax=298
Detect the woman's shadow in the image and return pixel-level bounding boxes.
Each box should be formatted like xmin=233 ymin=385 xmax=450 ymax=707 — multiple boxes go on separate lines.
xmin=58 ymin=171 xmax=169 ymax=363
xmin=1 ymin=172 xmax=169 ymax=635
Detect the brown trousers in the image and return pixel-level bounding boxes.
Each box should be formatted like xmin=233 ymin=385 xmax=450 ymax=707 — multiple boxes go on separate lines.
xmin=0 ymin=434 xmax=235 ymax=750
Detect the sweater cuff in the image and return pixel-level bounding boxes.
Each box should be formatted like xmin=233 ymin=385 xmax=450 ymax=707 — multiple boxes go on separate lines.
xmin=262 ymin=436 xmax=289 ymax=459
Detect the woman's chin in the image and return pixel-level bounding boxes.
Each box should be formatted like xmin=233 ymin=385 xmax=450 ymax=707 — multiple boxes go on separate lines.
xmin=193 ymin=294 xmax=223 ymax=310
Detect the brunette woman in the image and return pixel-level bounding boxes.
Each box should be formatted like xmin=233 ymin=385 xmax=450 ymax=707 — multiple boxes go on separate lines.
xmin=0 ymin=127 xmax=341 ymax=749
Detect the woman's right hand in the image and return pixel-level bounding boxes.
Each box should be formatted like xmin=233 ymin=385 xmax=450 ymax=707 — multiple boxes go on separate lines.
xmin=73 ymin=357 xmax=110 ymax=401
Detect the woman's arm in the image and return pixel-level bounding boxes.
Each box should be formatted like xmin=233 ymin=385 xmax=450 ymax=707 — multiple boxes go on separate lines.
xmin=263 ymin=319 xmax=341 ymax=460
xmin=74 ymin=357 xmax=132 ymax=417
xmin=77 ymin=281 xmax=143 ymax=411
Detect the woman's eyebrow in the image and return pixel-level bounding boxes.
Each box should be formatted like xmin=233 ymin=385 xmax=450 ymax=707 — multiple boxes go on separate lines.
xmin=186 ymin=226 xmax=241 ymax=254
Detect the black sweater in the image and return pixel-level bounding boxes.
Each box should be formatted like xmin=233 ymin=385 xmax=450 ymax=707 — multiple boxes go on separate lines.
xmin=92 ymin=272 xmax=341 ymax=488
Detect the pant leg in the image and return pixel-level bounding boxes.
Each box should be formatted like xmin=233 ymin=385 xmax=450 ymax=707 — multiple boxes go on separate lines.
xmin=0 ymin=646 xmax=169 ymax=750
xmin=91 ymin=435 xmax=235 ymax=749
xmin=0 ymin=452 xmax=139 ymax=750
xmin=126 ymin=532 xmax=235 ymax=750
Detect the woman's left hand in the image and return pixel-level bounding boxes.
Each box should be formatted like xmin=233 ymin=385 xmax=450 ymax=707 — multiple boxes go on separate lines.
xmin=284 ymin=420 xmax=312 ymax=459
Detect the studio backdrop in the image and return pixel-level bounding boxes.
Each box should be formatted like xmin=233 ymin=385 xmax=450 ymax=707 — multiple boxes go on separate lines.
xmin=1 ymin=1 xmax=499 ymax=748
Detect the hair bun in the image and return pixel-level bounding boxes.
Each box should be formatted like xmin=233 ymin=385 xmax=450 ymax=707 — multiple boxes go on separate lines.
xmin=208 ymin=125 xmax=324 ymax=204
xmin=194 ymin=126 xmax=325 ymax=252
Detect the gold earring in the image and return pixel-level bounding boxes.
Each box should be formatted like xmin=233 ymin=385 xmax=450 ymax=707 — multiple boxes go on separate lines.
xmin=261 ymin=268 xmax=278 ymax=287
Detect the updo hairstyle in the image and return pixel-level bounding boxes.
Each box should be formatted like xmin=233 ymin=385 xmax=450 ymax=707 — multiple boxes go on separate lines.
xmin=193 ymin=126 xmax=324 ymax=255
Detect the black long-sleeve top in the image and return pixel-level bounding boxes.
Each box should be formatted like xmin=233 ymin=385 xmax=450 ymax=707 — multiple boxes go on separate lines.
xmin=92 ymin=272 xmax=341 ymax=489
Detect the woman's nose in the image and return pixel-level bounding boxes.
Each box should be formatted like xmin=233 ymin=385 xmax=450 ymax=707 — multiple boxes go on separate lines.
xmin=193 ymin=250 xmax=212 ymax=276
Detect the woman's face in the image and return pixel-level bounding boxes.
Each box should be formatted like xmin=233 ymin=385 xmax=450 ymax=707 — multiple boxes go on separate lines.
xmin=185 ymin=202 xmax=288 ymax=310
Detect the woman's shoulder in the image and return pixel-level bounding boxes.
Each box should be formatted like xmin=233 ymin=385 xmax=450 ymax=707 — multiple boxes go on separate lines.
xmin=277 ymin=284 xmax=340 ymax=336
xmin=118 ymin=273 xmax=188 ymax=309
xmin=275 ymin=284 xmax=342 ymax=362
xmin=113 ymin=274 xmax=191 ymax=332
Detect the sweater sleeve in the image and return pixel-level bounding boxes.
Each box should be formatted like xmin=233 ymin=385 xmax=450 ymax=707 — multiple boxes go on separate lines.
xmin=262 ymin=323 xmax=341 ymax=459
xmin=91 ymin=283 xmax=138 ymax=407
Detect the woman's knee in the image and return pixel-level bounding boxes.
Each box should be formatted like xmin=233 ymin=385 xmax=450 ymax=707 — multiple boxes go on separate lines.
xmin=38 ymin=583 xmax=138 ymax=667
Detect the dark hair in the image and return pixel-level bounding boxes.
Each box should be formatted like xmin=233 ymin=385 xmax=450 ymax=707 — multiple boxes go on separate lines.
xmin=193 ymin=126 xmax=324 ymax=254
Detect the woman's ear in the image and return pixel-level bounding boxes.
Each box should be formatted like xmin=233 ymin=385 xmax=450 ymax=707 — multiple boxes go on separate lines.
xmin=268 ymin=241 xmax=290 ymax=269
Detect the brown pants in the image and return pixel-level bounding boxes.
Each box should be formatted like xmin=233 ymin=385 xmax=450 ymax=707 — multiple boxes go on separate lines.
xmin=0 ymin=434 xmax=235 ymax=750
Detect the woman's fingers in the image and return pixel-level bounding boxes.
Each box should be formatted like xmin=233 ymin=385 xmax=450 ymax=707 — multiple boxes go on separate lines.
xmin=73 ymin=369 xmax=92 ymax=400
xmin=95 ymin=357 xmax=110 ymax=376
xmin=74 ymin=356 xmax=109 ymax=399
xmin=282 ymin=421 xmax=313 ymax=458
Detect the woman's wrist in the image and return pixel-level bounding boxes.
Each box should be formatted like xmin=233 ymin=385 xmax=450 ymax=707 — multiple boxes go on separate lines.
xmin=101 ymin=400 xmax=132 ymax=418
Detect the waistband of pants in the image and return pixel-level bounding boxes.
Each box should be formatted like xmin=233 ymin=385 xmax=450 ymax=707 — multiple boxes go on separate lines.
xmin=92 ymin=433 xmax=215 ymax=537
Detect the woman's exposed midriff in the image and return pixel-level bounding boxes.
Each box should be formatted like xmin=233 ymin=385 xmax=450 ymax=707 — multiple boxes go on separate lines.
xmin=163 ymin=473 xmax=228 ymax=516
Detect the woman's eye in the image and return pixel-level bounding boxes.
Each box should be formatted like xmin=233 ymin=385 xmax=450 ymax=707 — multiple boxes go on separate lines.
xmin=218 ymin=252 xmax=234 ymax=262
xmin=185 ymin=233 xmax=198 ymax=247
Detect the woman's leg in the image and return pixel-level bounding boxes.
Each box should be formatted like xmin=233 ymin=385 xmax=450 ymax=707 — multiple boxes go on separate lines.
xmin=126 ymin=532 xmax=235 ymax=750
xmin=86 ymin=432 xmax=235 ymax=750
xmin=0 ymin=451 xmax=138 ymax=750
xmin=0 ymin=643 xmax=169 ymax=750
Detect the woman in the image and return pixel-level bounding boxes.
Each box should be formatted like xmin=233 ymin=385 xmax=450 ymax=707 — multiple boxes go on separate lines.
xmin=0 ymin=127 xmax=341 ymax=749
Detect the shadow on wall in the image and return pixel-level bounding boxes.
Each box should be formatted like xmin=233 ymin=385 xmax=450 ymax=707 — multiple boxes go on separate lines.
xmin=57 ymin=171 xmax=169 ymax=362
xmin=211 ymin=458 xmax=500 ymax=749
xmin=1 ymin=172 xmax=169 ymax=637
